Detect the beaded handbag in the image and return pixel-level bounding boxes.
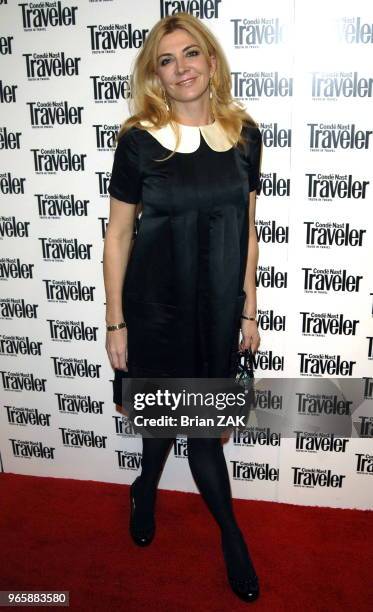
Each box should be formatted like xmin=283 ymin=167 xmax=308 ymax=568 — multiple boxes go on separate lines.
xmin=234 ymin=348 xmax=256 ymax=426
xmin=236 ymin=347 xmax=255 ymax=382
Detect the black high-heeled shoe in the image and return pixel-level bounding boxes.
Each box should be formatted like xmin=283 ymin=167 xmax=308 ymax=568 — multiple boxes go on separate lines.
xmin=129 ymin=477 xmax=155 ymax=547
xmin=221 ymin=531 xmax=260 ymax=603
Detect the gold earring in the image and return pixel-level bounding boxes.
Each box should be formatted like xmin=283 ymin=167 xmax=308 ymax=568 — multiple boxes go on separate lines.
xmin=162 ymin=89 xmax=170 ymax=112
xmin=209 ymin=77 xmax=213 ymax=99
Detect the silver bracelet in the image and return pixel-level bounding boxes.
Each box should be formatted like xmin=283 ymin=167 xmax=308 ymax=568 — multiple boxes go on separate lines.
xmin=106 ymin=321 xmax=127 ymax=331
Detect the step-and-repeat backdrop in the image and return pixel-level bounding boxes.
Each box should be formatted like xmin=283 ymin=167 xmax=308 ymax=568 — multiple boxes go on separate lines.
xmin=1 ymin=0 xmax=372 ymax=510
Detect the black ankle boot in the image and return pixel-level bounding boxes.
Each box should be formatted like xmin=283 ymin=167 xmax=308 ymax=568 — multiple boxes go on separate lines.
xmin=221 ymin=530 xmax=260 ymax=603
xmin=129 ymin=477 xmax=156 ymax=546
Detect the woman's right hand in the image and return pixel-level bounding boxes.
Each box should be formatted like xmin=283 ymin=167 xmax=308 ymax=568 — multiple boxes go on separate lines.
xmin=106 ymin=327 xmax=128 ymax=372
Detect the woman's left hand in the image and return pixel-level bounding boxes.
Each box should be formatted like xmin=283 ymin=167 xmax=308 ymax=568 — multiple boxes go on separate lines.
xmin=239 ymin=319 xmax=260 ymax=353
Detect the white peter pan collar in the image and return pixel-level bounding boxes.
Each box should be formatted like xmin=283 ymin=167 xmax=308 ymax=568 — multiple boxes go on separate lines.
xmin=139 ymin=118 xmax=233 ymax=153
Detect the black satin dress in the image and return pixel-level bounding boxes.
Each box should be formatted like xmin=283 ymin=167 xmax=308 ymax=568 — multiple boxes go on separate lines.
xmin=108 ymin=121 xmax=262 ymax=405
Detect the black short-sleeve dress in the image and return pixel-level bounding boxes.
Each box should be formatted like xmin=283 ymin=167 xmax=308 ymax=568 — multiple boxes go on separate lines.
xmin=108 ymin=118 xmax=262 ymax=405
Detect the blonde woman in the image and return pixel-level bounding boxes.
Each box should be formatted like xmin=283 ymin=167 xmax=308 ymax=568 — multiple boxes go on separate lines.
xmin=103 ymin=12 xmax=262 ymax=604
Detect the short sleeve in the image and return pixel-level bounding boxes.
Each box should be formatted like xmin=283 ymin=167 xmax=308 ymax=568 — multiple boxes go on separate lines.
xmin=245 ymin=125 xmax=262 ymax=196
xmin=108 ymin=128 xmax=142 ymax=204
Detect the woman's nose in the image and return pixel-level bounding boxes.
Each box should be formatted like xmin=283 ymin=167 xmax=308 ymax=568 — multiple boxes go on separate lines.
xmin=175 ymin=57 xmax=188 ymax=73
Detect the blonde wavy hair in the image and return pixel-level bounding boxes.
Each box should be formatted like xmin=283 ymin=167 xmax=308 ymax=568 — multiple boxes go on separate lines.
xmin=116 ymin=12 xmax=257 ymax=159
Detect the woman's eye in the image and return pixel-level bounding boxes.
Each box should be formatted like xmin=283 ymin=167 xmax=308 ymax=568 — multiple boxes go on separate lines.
xmin=160 ymin=49 xmax=200 ymax=66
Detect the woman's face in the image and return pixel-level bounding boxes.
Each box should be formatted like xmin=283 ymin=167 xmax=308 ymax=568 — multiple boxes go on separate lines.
xmin=155 ymin=28 xmax=216 ymax=107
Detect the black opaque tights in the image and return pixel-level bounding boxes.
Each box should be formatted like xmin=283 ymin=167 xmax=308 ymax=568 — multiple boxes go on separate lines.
xmin=133 ymin=436 xmax=255 ymax=579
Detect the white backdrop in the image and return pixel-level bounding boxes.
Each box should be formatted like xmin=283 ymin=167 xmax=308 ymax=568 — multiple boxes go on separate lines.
xmin=0 ymin=0 xmax=372 ymax=510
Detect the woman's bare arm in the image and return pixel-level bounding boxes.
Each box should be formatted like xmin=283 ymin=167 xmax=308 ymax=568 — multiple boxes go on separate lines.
xmin=243 ymin=189 xmax=259 ymax=317
xmin=240 ymin=189 xmax=260 ymax=353
xmin=103 ymin=196 xmax=138 ymax=370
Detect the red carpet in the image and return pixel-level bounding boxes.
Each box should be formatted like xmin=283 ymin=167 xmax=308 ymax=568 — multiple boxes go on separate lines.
xmin=0 ymin=472 xmax=372 ymax=611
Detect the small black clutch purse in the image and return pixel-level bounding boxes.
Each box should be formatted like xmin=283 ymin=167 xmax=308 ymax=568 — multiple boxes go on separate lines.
xmin=234 ymin=348 xmax=255 ymax=425
xmin=236 ymin=347 xmax=255 ymax=382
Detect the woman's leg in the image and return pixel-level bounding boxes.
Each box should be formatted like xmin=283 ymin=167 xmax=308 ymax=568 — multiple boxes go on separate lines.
xmin=187 ymin=436 xmax=257 ymax=580
xmin=133 ymin=436 xmax=175 ymax=527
